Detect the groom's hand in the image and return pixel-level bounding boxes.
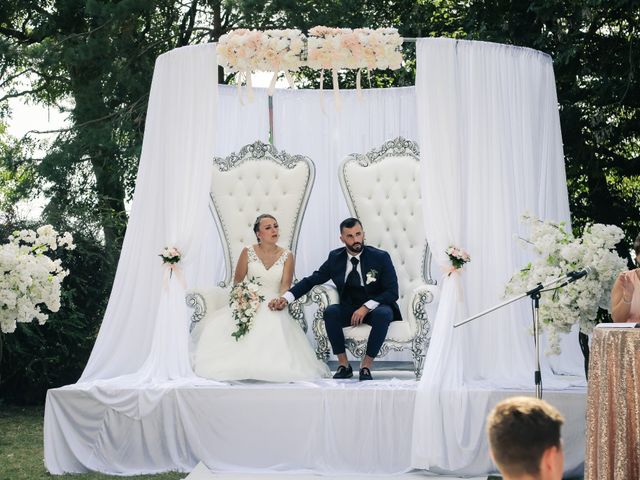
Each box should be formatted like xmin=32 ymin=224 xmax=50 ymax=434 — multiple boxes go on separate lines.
xmin=351 ymin=306 xmax=370 ymax=326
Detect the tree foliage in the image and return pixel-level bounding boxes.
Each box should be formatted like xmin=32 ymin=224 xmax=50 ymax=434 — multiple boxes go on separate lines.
xmin=0 ymin=1 xmax=638 ymax=403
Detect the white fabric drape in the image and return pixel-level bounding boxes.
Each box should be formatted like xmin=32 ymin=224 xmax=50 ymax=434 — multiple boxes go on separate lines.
xmin=56 ymin=40 xmax=589 ymax=476
xmin=80 ymin=44 xmax=218 ymax=382
xmin=411 ymin=38 xmax=583 ymax=473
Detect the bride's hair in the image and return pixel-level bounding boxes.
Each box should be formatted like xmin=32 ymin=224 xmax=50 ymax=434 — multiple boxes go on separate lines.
xmin=253 ymin=214 xmax=277 ymax=242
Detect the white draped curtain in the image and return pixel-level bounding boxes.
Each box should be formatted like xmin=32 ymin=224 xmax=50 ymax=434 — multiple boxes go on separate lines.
xmin=46 ymin=37 xmax=589 ymax=477
xmin=80 ymin=44 xmax=218 ymax=382
xmin=411 ymin=38 xmax=582 ymax=473
xmin=79 ymin=39 xmax=583 ymax=384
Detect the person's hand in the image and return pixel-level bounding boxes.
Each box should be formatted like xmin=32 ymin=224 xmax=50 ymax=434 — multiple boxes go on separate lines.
xmin=351 ymin=305 xmax=370 ymax=326
xmin=620 ymin=271 xmax=635 ymax=301
xmin=269 ymin=297 xmax=288 ymax=311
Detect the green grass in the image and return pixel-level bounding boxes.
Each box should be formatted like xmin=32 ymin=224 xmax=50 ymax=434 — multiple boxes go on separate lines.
xmin=0 ymin=406 xmax=184 ymax=480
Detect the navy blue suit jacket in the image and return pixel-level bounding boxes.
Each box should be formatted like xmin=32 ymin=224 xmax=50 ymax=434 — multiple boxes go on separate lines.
xmin=290 ymin=245 xmax=402 ymax=321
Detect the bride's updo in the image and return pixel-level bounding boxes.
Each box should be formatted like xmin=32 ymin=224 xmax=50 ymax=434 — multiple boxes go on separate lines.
xmin=253 ymin=214 xmax=277 ymax=243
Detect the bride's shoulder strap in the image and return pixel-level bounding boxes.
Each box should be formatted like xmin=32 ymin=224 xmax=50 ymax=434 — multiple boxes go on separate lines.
xmin=246 ymin=244 xmax=259 ymax=263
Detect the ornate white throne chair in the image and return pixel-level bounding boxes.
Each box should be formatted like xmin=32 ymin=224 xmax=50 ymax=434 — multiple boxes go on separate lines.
xmin=186 ymin=140 xmax=314 ymax=332
xmin=311 ymin=137 xmax=437 ymax=378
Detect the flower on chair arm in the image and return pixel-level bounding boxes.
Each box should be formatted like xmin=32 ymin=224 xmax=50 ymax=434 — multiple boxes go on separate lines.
xmin=229 ymin=277 xmax=265 ymax=341
xmin=365 ymin=269 xmax=378 ymax=285
xmin=504 ymin=213 xmax=627 ymax=355
xmin=446 ymin=246 xmax=471 ymax=274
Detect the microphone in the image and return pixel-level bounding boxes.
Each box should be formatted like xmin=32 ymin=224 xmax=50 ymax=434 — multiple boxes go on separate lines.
xmin=567 ymin=266 xmax=593 ymax=283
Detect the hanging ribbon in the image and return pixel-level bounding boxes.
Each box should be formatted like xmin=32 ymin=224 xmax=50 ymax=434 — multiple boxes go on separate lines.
xmin=236 ymin=71 xmax=245 ymax=106
xmin=246 ymin=70 xmax=254 ymax=103
xmin=356 ymin=69 xmax=363 ymax=100
xmin=284 ymin=71 xmax=295 ymax=89
xmin=319 ymin=69 xmax=326 ymax=114
xmin=440 ymin=265 xmax=465 ymax=302
xmin=332 ymin=68 xmax=341 ymax=111
xmin=163 ymin=263 xmax=187 ymax=291
xmin=268 ymin=71 xmax=279 ymax=96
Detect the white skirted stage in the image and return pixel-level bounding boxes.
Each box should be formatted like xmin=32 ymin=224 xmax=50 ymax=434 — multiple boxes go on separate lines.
xmin=44 ymin=38 xmax=591 ymax=477
xmin=44 ymin=371 xmax=587 ymax=476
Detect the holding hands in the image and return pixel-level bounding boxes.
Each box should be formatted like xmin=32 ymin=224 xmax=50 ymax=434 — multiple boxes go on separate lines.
xmin=268 ymin=297 xmax=288 ymax=311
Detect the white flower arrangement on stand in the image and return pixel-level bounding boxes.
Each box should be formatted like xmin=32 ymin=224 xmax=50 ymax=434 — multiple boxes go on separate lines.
xmin=504 ymin=214 xmax=627 ymax=355
xmin=0 ymin=226 xmax=75 ymax=334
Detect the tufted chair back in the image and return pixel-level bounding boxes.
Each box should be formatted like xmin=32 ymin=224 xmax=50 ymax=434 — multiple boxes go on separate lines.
xmin=210 ymin=141 xmax=315 ymax=287
xmin=339 ymin=137 xmax=434 ymax=319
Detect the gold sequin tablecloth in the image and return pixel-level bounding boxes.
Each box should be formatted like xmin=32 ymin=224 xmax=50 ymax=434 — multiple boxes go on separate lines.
xmin=585 ymin=327 xmax=640 ymax=480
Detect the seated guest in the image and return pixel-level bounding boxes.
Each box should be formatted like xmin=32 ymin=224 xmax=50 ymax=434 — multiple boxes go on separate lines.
xmin=611 ymin=233 xmax=640 ymax=322
xmin=486 ymin=396 xmax=564 ymax=480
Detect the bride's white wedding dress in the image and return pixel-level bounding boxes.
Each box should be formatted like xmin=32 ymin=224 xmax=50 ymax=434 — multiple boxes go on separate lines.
xmin=192 ymin=246 xmax=330 ymax=381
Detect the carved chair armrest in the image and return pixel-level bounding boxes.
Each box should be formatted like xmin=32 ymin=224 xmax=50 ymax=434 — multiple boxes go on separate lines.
xmin=407 ymin=284 xmax=437 ymax=329
xmin=185 ymin=287 xmax=229 ymax=332
xmin=310 ymin=284 xmax=340 ymax=309
xmin=309 ymin=284 xmax=339 ymax=361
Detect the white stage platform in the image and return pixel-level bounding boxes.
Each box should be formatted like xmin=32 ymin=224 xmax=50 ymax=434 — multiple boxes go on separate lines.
xmin=44 ymin=369 xmax=587 ymax=477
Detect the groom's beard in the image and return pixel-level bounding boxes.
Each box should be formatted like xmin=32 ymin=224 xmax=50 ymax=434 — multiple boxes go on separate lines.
xmin=346 ymin=242 xmax=363 ymax=254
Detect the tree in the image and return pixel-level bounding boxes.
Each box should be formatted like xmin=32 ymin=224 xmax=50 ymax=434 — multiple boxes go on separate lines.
xmin=457 ymin=0 xmax=640 ymax=261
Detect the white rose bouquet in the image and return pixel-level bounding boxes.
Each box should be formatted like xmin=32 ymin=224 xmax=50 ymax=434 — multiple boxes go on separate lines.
xmin=229 ymin=276 xmax=265 ymax=341
xmin=0 ymin=225 xmax=75 ymax=334
xmin=505 ymin=214 xmax=627 ymax=354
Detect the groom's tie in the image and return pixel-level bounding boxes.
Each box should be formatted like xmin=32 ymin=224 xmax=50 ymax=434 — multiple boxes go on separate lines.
xmin=346 ymin=257 xmax=361 ymax=287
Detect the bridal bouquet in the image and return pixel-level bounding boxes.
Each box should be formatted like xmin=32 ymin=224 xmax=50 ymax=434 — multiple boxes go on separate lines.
xmin=504 ymin=214 xmax=626 ymax=354
xmin=229 ymin=277 xmax=265 ymax=341
xmin=0 ymin=225 xmax=75 ymax=334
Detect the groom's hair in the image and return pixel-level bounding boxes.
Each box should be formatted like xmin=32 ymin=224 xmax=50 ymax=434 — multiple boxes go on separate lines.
xmin=487 ymin=396 xmax=564 ymax=478
xmin=340 ymin=217 xmax=362 ymax=232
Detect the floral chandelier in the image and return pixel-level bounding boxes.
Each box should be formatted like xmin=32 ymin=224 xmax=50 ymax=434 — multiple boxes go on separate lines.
xmin=217 ymin=27 xmax=404 ymax=103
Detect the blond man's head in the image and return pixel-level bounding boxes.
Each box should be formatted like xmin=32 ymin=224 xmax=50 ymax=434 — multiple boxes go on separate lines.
xmin=486 ymin=396 xmax=564 ymax=480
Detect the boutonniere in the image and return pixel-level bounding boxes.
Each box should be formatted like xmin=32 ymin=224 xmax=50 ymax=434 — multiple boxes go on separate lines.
xmin=365 ymin=269 xmax=378 ymax=285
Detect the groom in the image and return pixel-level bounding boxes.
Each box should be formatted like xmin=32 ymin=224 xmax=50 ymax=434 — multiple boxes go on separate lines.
xmin=274 ymin=218 xmax=401 ymax=381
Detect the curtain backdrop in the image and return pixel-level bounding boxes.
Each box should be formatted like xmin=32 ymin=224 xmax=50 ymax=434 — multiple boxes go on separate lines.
xmin=49 ymin=38 xmax=589 ymax=476
xmin=411 ymin=38 xmax=583 ymax=473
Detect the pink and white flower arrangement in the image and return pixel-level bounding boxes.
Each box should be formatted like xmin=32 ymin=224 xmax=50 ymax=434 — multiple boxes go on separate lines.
xmin=446 ymin=246 xmax=471 ymax=273
xmin=217 ymin=29 xmax=305 ymax=74
xmin=307 ymin=26 xmax=403 ymax=71
xmin=229 ymin=277 xmax=265 ymax=340
xmin=0 ymin=226 xmax=75 ymax=334
xmin=217 ymin=27 xmax=404 ymax=97
xmin=159 ymin=246 xmax=181 ymax=265
xmin=504 ymin=214 xmax=626 ymax=354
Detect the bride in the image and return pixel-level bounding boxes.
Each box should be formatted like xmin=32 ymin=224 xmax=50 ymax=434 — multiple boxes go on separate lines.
xmin=192 ymin=214 xmax=330 ymax=381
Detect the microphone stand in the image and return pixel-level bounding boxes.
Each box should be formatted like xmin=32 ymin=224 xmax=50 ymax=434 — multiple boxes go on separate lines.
xmin=454 ymin=270 xmax=585 ymax=399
